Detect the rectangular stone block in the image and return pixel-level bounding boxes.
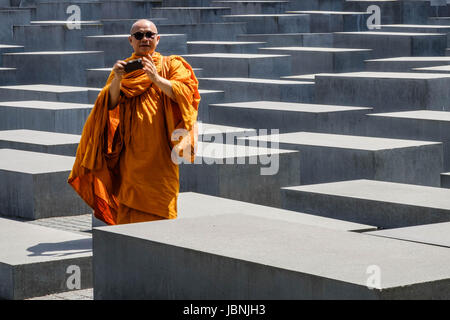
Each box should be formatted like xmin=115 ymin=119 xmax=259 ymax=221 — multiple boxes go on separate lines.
xmin=187 ymin=41 xmax=265 ymax=54
xmin=152 ymin=7 xmax=231 ymax=24
xmin=365 ymin=222 xmax=450 ymax=248
xmin=0 ymin=218 xmax=92 ymax=300
xmin=366 ymin=110 xmax=450 ymax=170
xmin=154 ymin=22 xmax=248 ymax=41
xmin=333 ymin=32 xmax=446 ymax=59
xmin=2 ymin=51 xmax=104 ymax=86
xmin=0 ymin=44 xmax=23 ymax=66
xmin=183 ymin=53 xmax=291 ymax=79
xmin=237 ymin=32 xmax=334 ymax=47
xmin=281 ymin=179 xmax=450 ymax=228
xmin=0 ymin=129 xmax=80 ymax=156
xmin=248 ymin=132 xmax=443 ymax=186
xmin=93 ymin=213 xmax=450 ymax=299
xmin=100 ymin=0 xmax=160 ymax=20
xmin=288 ymin=0 xmax=344 ymax=11
xmin=259 ymin=46 xmax=371 ymax=74
xmin=365 ymin=56 xmax=450 ymax=72
xmin=195 ymin=89 xmax=225 ymax=122
xmin=85 ymin=34 xmax=188 ymax=65
xmin=0 ymin=100 xmax=92 ymax=134
xmin=0 ymin=9 xmax=32 ymax=43
xmin=442 ymin=172 xmax=450 ymax=188
xmin=314 ymin=72 xmax=450 ymax=111
xmin=33 ymin=1 xmax=101 ymax=20
xmin=287 ymin=10 xmax=370 ymax=32
xmin=0 ymin=67 xmax=17 ymax=86
xmin=223 ymin=13 xmax=310 ymax=34
xmin=0 ymin=84 xmax=96 ymax=104
xmin=101 ymin=17 xmax=168 ymax=34
xmin=211 ymin=0 xmax=289 ymax=14
xmin=198 ymin=77 xmax=314 ymax=103
xmin=209 ymin=101 xmax=371 ymax=134
xmin=413 ymin=64 xmax=450 ymax=73
xmin=0 ymin=149 xmax=90 ymax=220
xmin=177 ymin=192 xmax=376 ymax=232
xmin=198 ymin=122 xmax=257 ymax=145
xmin=179 ymin=141 xmax=300 ymax=207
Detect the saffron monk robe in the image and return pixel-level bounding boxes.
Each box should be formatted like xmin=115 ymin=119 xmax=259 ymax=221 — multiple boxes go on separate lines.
xmin=68 ymin=19 xmax=201 ymax=225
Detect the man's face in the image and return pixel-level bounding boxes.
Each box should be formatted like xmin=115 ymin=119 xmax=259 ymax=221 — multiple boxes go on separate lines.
xmin=129 ymin=22 xmax=160 ymax=56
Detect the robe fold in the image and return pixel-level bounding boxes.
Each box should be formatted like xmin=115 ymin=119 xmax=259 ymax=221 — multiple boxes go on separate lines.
xmin=68 ymin=51 xmax=200 ymax=225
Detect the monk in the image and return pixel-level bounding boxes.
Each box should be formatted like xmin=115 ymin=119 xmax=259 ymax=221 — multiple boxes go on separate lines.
xmin=68 ymin=19 xmax=201 ymax=225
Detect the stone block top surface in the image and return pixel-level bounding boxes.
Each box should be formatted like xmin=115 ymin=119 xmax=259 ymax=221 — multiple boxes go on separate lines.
xmin=3 ymin=51 xmax=102 ymax=55
xmin=335 ymin=31 xmax=444 ymax=36
xmin=369 ymin=110 xmax=450 ymax=122
xmin=94 ymin=213 xmax=450 ymax=289
xmin=187 ymin=40 xmax=266 ymax=45
xmin=195 ymin=141 xmax=297 ymax=159
xmin=366 ymin=56 xmax=450 ymax=62
xmin=283 ymin=179 xmax=450 ymax=210
xmin=177 ymin=192 xmax=376 ymax=231
xmin=366 ymin=222 xmax=450 ymax=248
xmin=0 ymin=84 xmax=94 ymax=93
xmin=183 ymin=53 xmax=289 ymax=58
xmin=414 ymin=65 xmax=450 ymax=72
xmin=287 ymin=10 xmax=368 ymax=14
xmin=200 ymin=77 xmax=313 ymax=84
xmin=0 ymin=100 xmax=92 ymax=110
xmin=0 ymin=217 xmax=91 ymax=265
xmin=316 ymin=71 xmax=450 ymax=79
xmin=261 ymin=46 xmax=371 ymax=52
xmin=0 ymin=149 xmax=75 ymax=174
xmin=0 ymin=129 xmax=81 ymax=145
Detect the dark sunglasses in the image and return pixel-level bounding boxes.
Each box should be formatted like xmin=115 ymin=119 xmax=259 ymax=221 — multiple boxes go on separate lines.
xmin=132 ymin=31 xmax=157 ymax=40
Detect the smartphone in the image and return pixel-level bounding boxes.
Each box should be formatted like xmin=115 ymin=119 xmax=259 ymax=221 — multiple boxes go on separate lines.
xmin=124 ymin=58 xmax=143 ymax=73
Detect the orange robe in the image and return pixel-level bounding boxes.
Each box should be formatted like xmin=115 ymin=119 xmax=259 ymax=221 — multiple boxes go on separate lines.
xmin=68 ymin=51 xmax=200 ymax=225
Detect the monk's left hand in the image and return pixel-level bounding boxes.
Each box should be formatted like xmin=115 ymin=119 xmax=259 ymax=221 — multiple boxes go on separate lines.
xmin=142 ymin=56 xmax=159 ymax=82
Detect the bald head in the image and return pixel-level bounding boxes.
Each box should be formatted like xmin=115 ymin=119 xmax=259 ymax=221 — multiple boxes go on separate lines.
xmin=130 ymin=19 xmax=157 ymax=34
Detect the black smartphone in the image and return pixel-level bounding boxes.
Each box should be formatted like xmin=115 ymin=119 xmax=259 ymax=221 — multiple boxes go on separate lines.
xmin=124 ymin=58 xmax=143 ymax=73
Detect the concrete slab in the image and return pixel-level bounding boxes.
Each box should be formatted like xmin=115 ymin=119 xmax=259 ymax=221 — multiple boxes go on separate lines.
xmin=177 ymin=192 xmax=376 ymax=232
xmin=0 ymin=9 xmax=32 ymax=43
xmin=33 ymin=1 xmax=101 ymax=20
xmin=0 ymin=129 xmax=80 ymax=156
xmin=259 ymin=46 xmax=371 ymax=74
xmin=0 ymin=67 xmax=16 ymax=86
xmin=314 ymin=71 xmax=450 ymax=111
xmin=211 ymin=0 xmax=289 ymax=14
xmin=0 ymin=100 xmax=92 ymax=134
xmin=287 ymin=10 xmax=369 ymax=32
xmin=223 ymin=13 xmax=310 ymax=34
xmin=246 ymin=132 xmax=443 ymax=186
xmin=0 ymin=149 xmax=90 ymax=220
xmin=333 ymin=31 xmax=447 ymax=59
xmin=0 ymin=44 xmax=23 ymax=66
xmin=365 ymin=56 xmax=450 ymax=72
xmin=179 ymin=141 xmax=300 ymax=207
xmin=156 ymin=22 xmax=248 ymax=41
xmin=2 ymin=51 xmax=105 ymax=86
xmin=0 ymin=217 xmax=92 ymax=300
xmin=151 ymin=7 xmax=231 ymax=24
xmin=442 ymin=172 xmax=450 ymax=188
xmin=101 ymin=17 xmax=169 ymax=34
xmin=366 ymin=110 xmax=450 ymax=170
xmin=187 ymin=40 xmax=265 ymax=54
xmin=198 ymin=122 xmax=257 ymax=144
xmin=237 ymin=33 xmax=333 ymax=47
xmin=365 ymin=222 xmax=450 ymax=248
xmin=208 ymin=101 xmax=371 ymax=134
xmin=183 ymin=53 xmax=291 ymax=79
xmin=412 ymin=64 xmax=450 ymax=73
xmin=198 ymin=77 xmax=314 ymax=103
xmin=282 ymin=179 xmax=450 ymax=228
xmin=93 ymin=213 xmax=450 ymax=299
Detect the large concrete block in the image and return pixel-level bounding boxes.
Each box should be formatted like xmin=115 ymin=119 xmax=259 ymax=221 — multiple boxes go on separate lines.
xmin=287 ymin=10 xmax=369 ymax=32
xmin=442 ymin=172 xmax=450 ymax=188
xmin=100 ymin=0 xmax=161 ymax=20
xmin=84 ymin=34 xmax=187 ymax=65
xmin=281 ymin=179 xmax=450 ymax=228
xmin=344 ymin=0 xmax=430 ymax=24
xmin=288 ymin=0 xmax=344 ymax=11
xmin=223 ymin=13 xmax=310 ymax=34
xmin=0 ymin=100 xmax=92 ymax=134
xmin=179 ymin=141 xmax=300 ymax=207
xmin=0 ymin=84 xmax=97 ymax=104
xmin=176 ymin=192 xmax=376 ymax=231
xmin=413 ymin=64 xmax=450 ymax=73
xmin=314 ymin=72 xmax=450 ymax=112
xmin=198 ymin=77 xmax=314 ymax=103
xmin=0 ymin=129 xmax=80 ymax=156
xmin=365 ymin=110 xmax=450 ymax=170
xmin=93 ymin=214 xmax=450 ymax=299
xmin=208 ymin=101 xmax=371 ymax=134
xmin=365 ymin=222 xmax=450 ymax=248
xmin=365 ymin=56 xmax=450 ymax=72
xmin=13 ymin=23 xmax=103 ymax=51
xmin=333 ymin=32 xmax=447 ymax=59
xmin=378 ymin=24 xmax=450 ymax=46
xmin=0 ymin=67 xmax=17 ymax=86
xmin=198 ymin=122 xmax=257 ymax=145
xmin=156 ymin=22 xmax=247 ymax=41
xmin=211 ymin=0 xmax=289 ymax=14
xmin=187 ymin=41 xmax=265 ymax=54
xmin=163 ymin=0 xmax=212 ymax=6
xmin=0 ymin=9 xmax=32 ymax=43
xmin=195 ymin=89 xmax=225 ymax=122
xmin=183 ymin=53 xmax=291 ymax=79
xmin=0 ymin=149 xmax=90 ymax=220
xmin=152 ymin=7 xmax=231 ymax=24
xmin=0 ymin=44 xmax=23 ymax=66
xmin=259 ymin=46 xmax=371 ymax=74
xmin=237 ymin=32 xmax=333 ymax=47
xmin=0 ymin=218 xmax=92 ymax=300
xmin=247 ymin=132 xmax=443 ymax=186
xmin=2 ymin=51 xmax=104 ymax=86
xmin=33 ymin=1 xmax=101 ymax=20
xmin=101 ymin=17 xmax=168 ymax=34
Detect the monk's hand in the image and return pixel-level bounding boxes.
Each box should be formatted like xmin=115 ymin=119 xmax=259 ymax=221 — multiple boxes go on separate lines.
xmin=142 ymin=56 xmax=159 ymax=82
xmin=112 ymin=60 xmax=126 ymax=79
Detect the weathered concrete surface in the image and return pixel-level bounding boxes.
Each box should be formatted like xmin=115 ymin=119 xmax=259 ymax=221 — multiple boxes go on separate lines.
xmin=212 ymin=0 xmax=289 ymax=14
xmin=0 ymin=218 xmax=92 ymax=300
xmin=93 ymin=214 xmax=450 ymax=299
xmin=0 ymin=129 xmax=80 ymax=156
xmin=281 ymin=179 xmax=450 ymax=228
xmin=187 ymin=41 xmax=265 ymax=54
xmin=151 ymin=7 xmax=231 ymax=24
xmin=198 ymin=122 xmax=257 ymax=145
xmin=0 ymin=149 xmax=90 ymax=220
xmin=365 ymin=56 xmax=450 ymax=72
xmin=246 ymin=132 xmax=443 ymax=186
xmin=365 ymin=222 xmax=450 ymax=248
xmin=442 ymin=172 xmax=450 ymax=188
xmin=237 ymin=32 xmax=333 ymax=47
xmin=223 ymin=13 xmax=311 ymax=34
xmin=287 ymin=10 xmax=370 ymax=32
xmin=413 ymin=64 xmax=450 ymax=73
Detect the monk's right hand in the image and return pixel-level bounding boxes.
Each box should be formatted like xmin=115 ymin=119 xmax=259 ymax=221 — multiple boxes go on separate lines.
xmin=112 ymin=60 xmax=126 ymax=79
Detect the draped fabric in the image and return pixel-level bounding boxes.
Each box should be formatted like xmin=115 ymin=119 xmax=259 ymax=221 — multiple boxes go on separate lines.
xmin=68 ymin=51 xmax=200 ymax=225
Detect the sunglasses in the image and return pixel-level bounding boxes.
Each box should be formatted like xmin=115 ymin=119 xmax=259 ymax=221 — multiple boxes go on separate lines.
xmin=132 ymin=31 xmax=157 ymax=40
